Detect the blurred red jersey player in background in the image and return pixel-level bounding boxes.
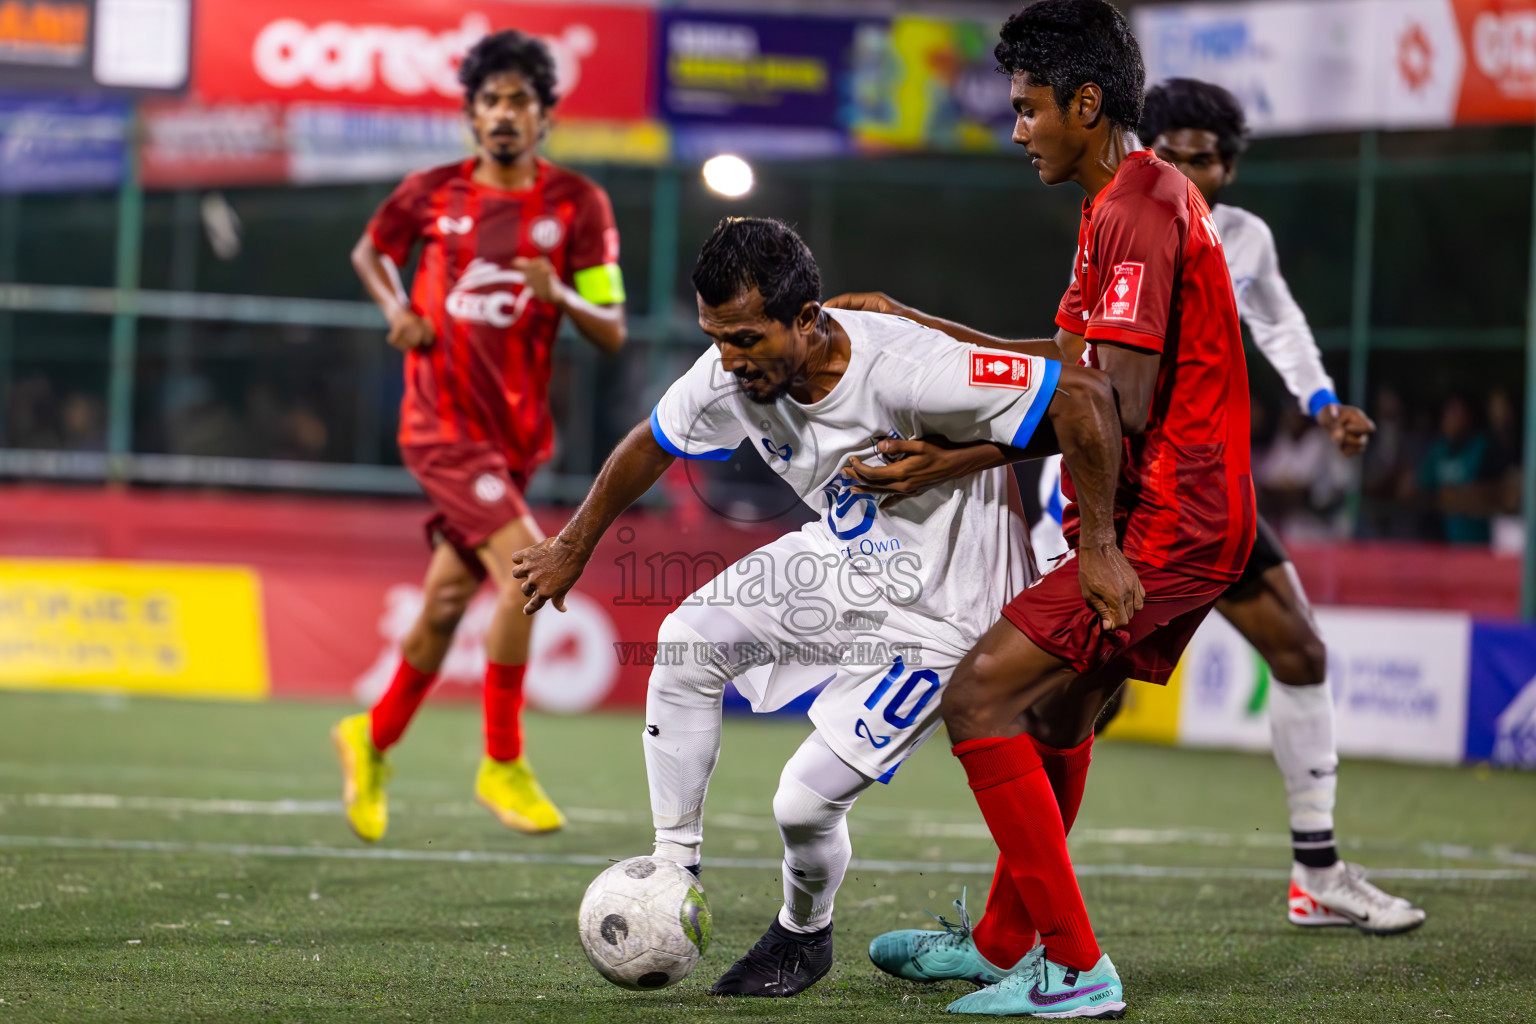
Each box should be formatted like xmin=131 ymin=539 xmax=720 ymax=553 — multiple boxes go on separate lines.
xmin=332 ymin=29 xmax=627 ymax=842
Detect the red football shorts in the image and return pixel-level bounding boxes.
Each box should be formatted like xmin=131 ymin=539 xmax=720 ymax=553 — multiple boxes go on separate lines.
xmin=401 ymin=442 xmax=531 ymax=580
xmin=1003 ymin=550 xmax=1228 ymax=685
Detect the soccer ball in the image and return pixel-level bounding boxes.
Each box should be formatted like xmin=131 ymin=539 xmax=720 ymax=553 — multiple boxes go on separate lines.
xmin=577 ymin=856 xmax=711 ymax=991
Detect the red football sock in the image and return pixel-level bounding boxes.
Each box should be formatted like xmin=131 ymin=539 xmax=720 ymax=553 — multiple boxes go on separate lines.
xmin=483 ymin=661 xmax=526 ymax=762
xmin=369 ymin=658 xmax=437 ymax=751
xmin=971 ymin=735 xmax=1095 ymax=966
xmin=956 ymin=734 xmax=1101 ymax=972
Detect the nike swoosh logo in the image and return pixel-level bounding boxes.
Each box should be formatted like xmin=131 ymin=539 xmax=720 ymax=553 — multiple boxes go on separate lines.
xmin=1029 ymin=981 xmax=1111 ymax=1006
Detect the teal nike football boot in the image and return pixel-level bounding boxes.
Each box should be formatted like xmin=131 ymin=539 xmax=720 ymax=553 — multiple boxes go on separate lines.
xmin=946 ymin=951 xmax=1125 ymax=1018
xmin=868 ymin=889 xmax=1031 ymax=987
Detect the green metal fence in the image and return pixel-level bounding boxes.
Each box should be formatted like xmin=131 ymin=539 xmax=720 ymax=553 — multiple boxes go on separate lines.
xmin=2 ymin=124 xmax=1535 ymax=603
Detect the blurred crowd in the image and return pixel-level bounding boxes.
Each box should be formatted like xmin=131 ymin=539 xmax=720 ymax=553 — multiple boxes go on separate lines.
xmin=1253 ymin=386 xmax=1523 ymax=548
xmin=4 ymin=371 xmax=1527 ymax=550
xmin=5 ymin=373 xmax=332 ymax=462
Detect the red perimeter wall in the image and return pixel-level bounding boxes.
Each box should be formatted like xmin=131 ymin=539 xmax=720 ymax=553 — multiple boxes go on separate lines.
xmin=0 ymin=485 xmax=1518 ymax=707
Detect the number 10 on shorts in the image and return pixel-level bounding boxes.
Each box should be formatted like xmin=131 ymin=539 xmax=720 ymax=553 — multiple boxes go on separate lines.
xmin=856 ymin=656 xmax=941 ymax=748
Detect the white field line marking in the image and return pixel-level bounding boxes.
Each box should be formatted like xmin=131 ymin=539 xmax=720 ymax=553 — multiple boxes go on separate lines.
xmin=0 ymin=834 xmax=1527 ymax=881
xmin=8 ymin=792 xmax=1535 ymax=868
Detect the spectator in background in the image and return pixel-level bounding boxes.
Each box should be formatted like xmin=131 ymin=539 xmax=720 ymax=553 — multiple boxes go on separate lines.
xmin=1485 ymin=388 xmax=1522 ymax=517
xmin=1360 ymin=385 xmax=1429 ymax=539
xmin=1255 ymin=406 xmax=1353 ymax=539
xmin=1418 ymin=394 xmax=1496 ymax=544
xmin=8 ymin=375 xmax=60 ymax=449
xmin=59 ymin=392 xmax=106 ymax=451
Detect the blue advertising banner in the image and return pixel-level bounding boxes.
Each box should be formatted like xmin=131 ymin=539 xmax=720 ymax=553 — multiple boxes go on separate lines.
xmin=657 ymin=10 xmax=862 ymax=130
xmin=0 ymin=92 xmax=128 ymax=192
xmin=1467 ymin=621 xmax=1536 ymax=768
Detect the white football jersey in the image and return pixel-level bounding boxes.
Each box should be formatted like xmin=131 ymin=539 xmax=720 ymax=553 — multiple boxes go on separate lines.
xmin=1214 ymin=203 xmax=1338 ymax=415
xmin=651 ymin=307 xmax=1048 ymax=653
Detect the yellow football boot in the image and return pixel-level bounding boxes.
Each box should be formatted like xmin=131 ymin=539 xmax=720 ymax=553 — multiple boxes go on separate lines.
xmin=475 ymin=755 xmax=565 ymax=834
xmin=331 ymin=713 xmax=391 ymax=842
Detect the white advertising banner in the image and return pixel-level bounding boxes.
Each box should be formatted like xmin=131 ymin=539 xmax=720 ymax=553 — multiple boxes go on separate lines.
xmin=1134 ymin=0 xmax=1535 ymax=135
xmin=1177 ymin=607 xmax=1471 ymax=764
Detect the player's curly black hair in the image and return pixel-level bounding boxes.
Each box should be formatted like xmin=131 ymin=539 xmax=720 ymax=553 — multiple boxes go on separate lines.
xmin=995 ymin=0 xmax=1144 ymax=132
xmin=1140 ymin=78 xmax=1250 ymax=163
xmin=458 ymin=30 xmax=559 ymax=111
xmin=692 ymin=218 xmax=822 ymax=325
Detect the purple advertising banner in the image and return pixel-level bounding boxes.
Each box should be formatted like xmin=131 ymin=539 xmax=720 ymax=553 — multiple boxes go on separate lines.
xmin=0 ymin=92 xmax=128 ymax=193
xmin=657 ymin=10 xmax=863 ymax=129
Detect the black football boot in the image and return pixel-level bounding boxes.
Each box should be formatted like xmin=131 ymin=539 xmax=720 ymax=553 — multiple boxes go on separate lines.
xmin=708 ymin=916 xmax=833 ymax=997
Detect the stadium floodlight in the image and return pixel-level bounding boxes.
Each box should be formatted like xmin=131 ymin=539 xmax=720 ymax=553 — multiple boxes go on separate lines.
xmin=702 ymin=154 xmax=754 ymax=198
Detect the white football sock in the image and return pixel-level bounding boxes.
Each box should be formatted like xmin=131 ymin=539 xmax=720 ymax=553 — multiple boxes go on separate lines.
xmin=644 ymin=613 xmax=730 ymax=868
xmin=645 ymin=605 xmax=771 ymax=868
xmin=773 ymin=731 xmax=873 ymax=934
xmin=1268 ymin=678 xmax=1339 ymax=862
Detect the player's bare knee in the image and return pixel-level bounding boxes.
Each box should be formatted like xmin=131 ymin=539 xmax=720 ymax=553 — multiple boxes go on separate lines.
xmin=941 ymin=657 xmax=1007 ymax=741
xmin=1269 ymin=632 xmax=1328 ymax=688
xmin=423 ymin=582 xmax=472 ymax=635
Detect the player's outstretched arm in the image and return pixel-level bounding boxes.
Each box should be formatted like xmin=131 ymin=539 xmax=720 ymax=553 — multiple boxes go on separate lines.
xmin=513 ymin=256 xmax=628 ymax=354
xmin=351 ymin=233 xmax=434 ymax=352
xmin=825 ymin=292 xmax=1068 ymax=360
xmin=511 ymin=420 xmax=673 ymax=613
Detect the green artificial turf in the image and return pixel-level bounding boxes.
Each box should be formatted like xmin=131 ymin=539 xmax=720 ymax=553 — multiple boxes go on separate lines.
xmin=0 ymin=690 xmax=1532 ymax=1022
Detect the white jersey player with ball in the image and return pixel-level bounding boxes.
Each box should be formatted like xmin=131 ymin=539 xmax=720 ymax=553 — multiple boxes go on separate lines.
xmin=511 ymin=217 xmax=1129 ymax=998
xmin=647 ymin=309 xmax=1045 ymax=981
xmin=649 ymin=310 xmax=1046 ymax=785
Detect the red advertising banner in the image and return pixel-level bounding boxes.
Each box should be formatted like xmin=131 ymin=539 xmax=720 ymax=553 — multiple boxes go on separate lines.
xmin=0 ymin=486 xmax=780 ymax=710
xmin=1452 ymin=0 xmax=1536 ymax=124
xmin=190 ymin=0 xmax=653 ymax=121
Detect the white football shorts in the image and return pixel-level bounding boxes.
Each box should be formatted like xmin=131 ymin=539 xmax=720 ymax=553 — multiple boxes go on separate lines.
xmin=677 ymin=530 xmax=972 ymax=783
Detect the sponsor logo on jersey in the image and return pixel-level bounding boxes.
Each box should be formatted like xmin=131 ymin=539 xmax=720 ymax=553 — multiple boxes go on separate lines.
xmin=437 ymin=214 xmax=473 ymax=235
xmin=822 ymin=474 xmax=878 ymax=539
xmin=855 ymin=718 xmax=892 ymax=748
xmin=528 ymin=215 xmax=565 ymax=251
xmin=968 ymin=353 xmax=1033 ymax=390
xmin=445 ymin=258 xmax=534 ymax=327
xmin=472 ymin=472 xmax=508 ymax=504
xmin=1103 ymin=261 xmax=1144 ymax=321
xmin=760 ymin=437 xmax=792 ymax=461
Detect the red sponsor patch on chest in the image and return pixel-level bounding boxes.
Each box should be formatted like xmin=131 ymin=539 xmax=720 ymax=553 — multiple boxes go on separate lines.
xmin=969 ymin=352 xmax=1033 ymax=390
xmin=1102 ymin=261 xmax=1144 ymax=321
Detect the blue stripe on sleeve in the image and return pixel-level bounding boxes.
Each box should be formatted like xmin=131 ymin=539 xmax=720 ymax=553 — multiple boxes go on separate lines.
xmin=1307 ymin=388 xmax=1340 ymax=418
xmin=650 ymin=405 xmax=738 ymax=461
xmin=1008 ymin=358 xmax=1063 ymax=449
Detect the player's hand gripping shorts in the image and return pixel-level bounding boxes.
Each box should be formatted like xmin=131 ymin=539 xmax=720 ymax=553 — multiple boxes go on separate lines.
xmin=1003 ymin=547 xmax=1229 ymax=685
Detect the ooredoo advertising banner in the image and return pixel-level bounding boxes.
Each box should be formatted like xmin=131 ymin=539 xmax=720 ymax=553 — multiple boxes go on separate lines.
xmin=1134 ymin=0 xmax=1536 ymax=135
xmin=191 ymin=0 xmax=653 ymax=122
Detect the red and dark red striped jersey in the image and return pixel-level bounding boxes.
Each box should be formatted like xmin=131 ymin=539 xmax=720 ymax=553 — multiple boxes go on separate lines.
xmin=1054 ymin=150 xmax=1256 ymax=582
xmin=367 ymin=157 xmax=624 ymax=472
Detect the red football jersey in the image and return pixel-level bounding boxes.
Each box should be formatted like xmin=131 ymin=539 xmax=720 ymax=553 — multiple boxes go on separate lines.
xmin=368 ymin=157 xmax=623 ymax=470
xmin=1055 ymin=150 xmax=1255 ymax=582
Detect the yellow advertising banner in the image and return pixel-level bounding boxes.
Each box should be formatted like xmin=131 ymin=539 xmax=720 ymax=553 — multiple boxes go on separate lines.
xmin=1099 ymin=671 xmax=1182 ymax=746
xmin=0 ymin=559 xmax=268 ymax=701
